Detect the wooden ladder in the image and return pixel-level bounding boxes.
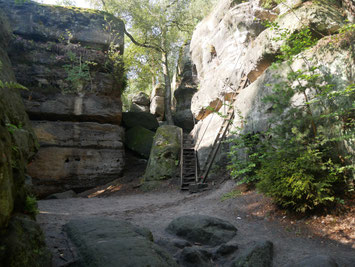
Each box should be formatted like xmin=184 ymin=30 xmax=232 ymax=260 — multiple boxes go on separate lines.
xmin=199 ymin=75 xmax=250 ymax=183
xmin=180 ymin=133 xmax=199 ymax=190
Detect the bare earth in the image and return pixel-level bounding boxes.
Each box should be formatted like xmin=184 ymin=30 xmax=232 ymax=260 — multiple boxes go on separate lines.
xmin=37 ymin=174 xmax=355 ymax=267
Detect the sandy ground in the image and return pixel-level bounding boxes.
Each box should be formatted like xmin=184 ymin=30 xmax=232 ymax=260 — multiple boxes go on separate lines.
xmin=37 ymin=177 xmax=355 ymax=267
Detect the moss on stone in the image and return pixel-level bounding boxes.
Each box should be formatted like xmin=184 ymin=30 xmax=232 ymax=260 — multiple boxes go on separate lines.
xmin=125 ymin=126 xmax=155 ymax=159
xmin=0 ymin=215 xmax=52 ymax=267
xmin=144 ymin=125 xmax=182 ymax=182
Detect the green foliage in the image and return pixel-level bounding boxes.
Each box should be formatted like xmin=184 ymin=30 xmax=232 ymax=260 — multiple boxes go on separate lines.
xmin=226 ymin=132 xmax=265 ymax=185
xmin=0 ymin=60 xmax=28 ymax=91
xmin=24 ymin=196 xmax=39 ymax=217
xmin=264 ymin=22 xmax=318 ymax=61
xmin=0 ymin=80 xmax=28 ymax=90
xmin=6 ymin=122 xmax=22 ymax=134
xmin=62 ymin=50 xmax=94 ymax=94
xmin=92 ymin=0 xmax=216 ymax=98
xmin=257 ymin=147 xmax=344 ymax=213
xmin=226 ymin=21 xmax=354 ymax=213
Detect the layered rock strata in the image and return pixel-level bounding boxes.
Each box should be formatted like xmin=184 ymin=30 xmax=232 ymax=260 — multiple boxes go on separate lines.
xmin=1 ymin=0 xmax=126 ymax=196
xmin=189 ymin=0 xmax=352 ymax=167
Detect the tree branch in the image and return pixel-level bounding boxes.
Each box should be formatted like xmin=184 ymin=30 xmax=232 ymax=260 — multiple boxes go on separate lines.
xmin=124 ymin=27 xmax=163 ymax=53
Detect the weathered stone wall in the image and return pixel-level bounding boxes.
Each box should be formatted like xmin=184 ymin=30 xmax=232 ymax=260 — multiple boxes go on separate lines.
xmin=0 ymin=9 xmax=51 ymax=266
xmin=189 ymin=0 xmax=353 ymax=167
xmin=173 ymin=42 xmax=198 ymax=132
xmin=1 ymin=0 xmax=126 ymax=197
xmin=0 ymin=8 xmax=37 ymax=232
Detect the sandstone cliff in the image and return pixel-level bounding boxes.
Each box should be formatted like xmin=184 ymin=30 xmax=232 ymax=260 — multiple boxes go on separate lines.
xmin=189 ymin=0 xmax=354 ymax=167
xmin=0 ymin=8 xmax=51 ymax=266
xmin=1 ymin=0 xmax=126 ymax=196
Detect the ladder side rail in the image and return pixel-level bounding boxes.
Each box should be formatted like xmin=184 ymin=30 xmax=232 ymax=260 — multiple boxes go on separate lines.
xmin=200 ymin=108 xmax=234 ymax=176
xmin=199 ymin=76 xmax=249 ymax=183
xmin=194 ymin=149 xmax=199 ymax=183
xmin=201 ymin=110 xmax=234 ymax=183
xmin=180 ymin=129 xmax=184 ymax=188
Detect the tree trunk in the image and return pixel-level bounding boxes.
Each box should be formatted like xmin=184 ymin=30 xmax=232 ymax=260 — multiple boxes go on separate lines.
xmin=162 ymin=52 xmax=174 ymax=125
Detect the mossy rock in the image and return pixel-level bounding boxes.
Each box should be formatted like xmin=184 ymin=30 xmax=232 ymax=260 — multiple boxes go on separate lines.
xmin=144 ymin=125 xmax=182 ymax=182
xmin=122 ymin=112 xmax=159 ymax=131
xmin=124 ymin=126 xmax=155 ymax=159
xmin=0 ymin=215 xmax=52 ymax=267
xmin=0 ymin=13 xmax=38 ymax=229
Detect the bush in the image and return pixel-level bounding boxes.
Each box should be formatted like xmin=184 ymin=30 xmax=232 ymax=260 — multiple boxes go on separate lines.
xmin=256 ymin=148 xmax=342 ymax=213
xmin=24 ymin=195 xmax=39 ymax=217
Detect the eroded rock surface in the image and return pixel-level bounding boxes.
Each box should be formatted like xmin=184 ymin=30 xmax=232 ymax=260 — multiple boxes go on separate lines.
xmin=0 ymin=8 xmax=50 ymax=265
xmin=150 ymin=83 xmax=165 ymax=121
xmin=130 ymin=91 xmax=150 ymax=112
xmin=173 ymin=42 xmax=198 ymax=132
xmin=189 ymin=0 xmax=352 ymax=168
xmin=231 ymin=240 xmax=273 ymax=267
xmin=144 ymin=125 xmax=182 ymax=182
xmin=1 ymin=0 xmax=126 ymax=196
xmin=166 ymin=215 xmax=238 ymax=246
xmin=64 ymin=217 xmax=178 ymax=267
xmin=122 ymin=111 xmax=159 ymax=131
xmin=124 ymin=126 xmax=155 ymax=159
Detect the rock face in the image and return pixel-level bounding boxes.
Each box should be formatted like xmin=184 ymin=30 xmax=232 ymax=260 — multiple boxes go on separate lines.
xmin=124 ymin=126 xmax=155 ymax=159
xmin=173 ymin=42 xmax=198 ymax=132
xmin=166 ymin=215 xmax=238 ymax=246
xmin=0 ymin=7 xmax=38 ymax=233
xmin=231 ymin=240 xmax=273 ymax=267
xmin=0 ymin=9 xmax=51 ymax=266
xmin=130 ymin=91 xmax=150 ymax=112
xmin=64 ymin=217 xmax=178 ymax=267
xmin=1 ymin=0 xmax=126 ymax=196
xmin=189 ymin=0 xmax=352 ymax=168
xmin=144 ymin=125 xmax=182 ymax=181
xmin=122 ymin=111 xmax=159 ymax=131
xmin=150 ymin=83 xmax=165 ymax=121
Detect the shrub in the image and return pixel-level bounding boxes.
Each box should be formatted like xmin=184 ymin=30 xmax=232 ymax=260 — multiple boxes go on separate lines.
xmin=256 ymin=148 xmax=343 ymax=213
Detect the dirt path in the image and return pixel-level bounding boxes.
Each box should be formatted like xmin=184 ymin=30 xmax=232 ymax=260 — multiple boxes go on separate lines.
xmin=37 ymin=179 xmax=355 ymax=267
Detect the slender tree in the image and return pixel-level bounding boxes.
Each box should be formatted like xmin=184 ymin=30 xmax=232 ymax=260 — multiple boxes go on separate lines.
xmin=95 ymin=0 xmax=216 ymax=124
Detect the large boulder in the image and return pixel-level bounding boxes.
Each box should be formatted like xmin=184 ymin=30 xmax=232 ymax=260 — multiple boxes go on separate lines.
xmin=177 ymin=247 xmax=213 ymax=267
xmin=150 ymin=83 xmax=165 ymax=120
xmin=231 ymin=240 xmax=273 ymax=267
xmin=124 ymin=126 xmax=155 ymax=159
xmin=122 ymin=111 xmax=159 ymax=131
xmin=130 ymin=92 xmax=150 ymax=112
xmin=166 ymin=215 xmax=238 ymax=247
xmin=144 ymin=125 xmax=182 ymax=181
xmin=64 ymin=217 xmax=178 ymax=267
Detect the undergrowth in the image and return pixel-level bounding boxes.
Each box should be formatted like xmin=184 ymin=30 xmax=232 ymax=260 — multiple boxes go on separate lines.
xmin=226 ymin=20 xmax=354 ymax=213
